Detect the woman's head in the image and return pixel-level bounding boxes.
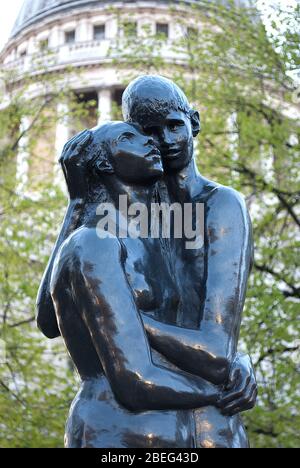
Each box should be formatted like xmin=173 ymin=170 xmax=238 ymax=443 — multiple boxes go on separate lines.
xmin=87 ymin=122 xmax=163 ymax=185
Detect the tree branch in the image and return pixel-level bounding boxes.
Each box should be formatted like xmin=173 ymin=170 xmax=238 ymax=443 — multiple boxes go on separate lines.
xmin=256 ymin=345 xmax=300 ymax=365
xmin=10 ymin=95 xmax=54 ymax=153
xmin=254 ymin=262 xmax=300 ymax=298
xmin=9 ymin=316 xmax=35 ymax=328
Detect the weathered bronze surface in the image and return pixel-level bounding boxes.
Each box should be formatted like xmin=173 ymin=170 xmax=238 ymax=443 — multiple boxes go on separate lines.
xmin=37 ymin=76 xmax=257 ymax=448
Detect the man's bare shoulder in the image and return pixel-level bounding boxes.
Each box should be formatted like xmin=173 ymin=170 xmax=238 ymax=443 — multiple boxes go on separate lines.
xmin=197 ymin=176 xmax=247 ymax=214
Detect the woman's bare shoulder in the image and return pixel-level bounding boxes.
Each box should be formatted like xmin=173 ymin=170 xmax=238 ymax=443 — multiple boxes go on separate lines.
xmin=56 ymin=226 xmax=124 ymax=274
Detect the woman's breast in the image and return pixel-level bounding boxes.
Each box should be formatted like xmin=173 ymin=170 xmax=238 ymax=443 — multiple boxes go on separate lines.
xmin=65 ymin=376 xmax=195 ymax=449
xmin=123 ymin=239 xmax=181 ymax=323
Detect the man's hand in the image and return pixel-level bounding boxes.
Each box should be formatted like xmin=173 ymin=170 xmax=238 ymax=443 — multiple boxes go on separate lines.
xmin=59 ymin=129 xmax=93 ymax=199
xmin=218 ymin=353 xmax=258 ymax=416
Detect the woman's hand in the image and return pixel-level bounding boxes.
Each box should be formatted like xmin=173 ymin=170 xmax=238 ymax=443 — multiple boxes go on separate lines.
xmin=218 ymin=353 xmax=258 ymax=416
xmin=59 ymin=129 xmax=92 ymax=200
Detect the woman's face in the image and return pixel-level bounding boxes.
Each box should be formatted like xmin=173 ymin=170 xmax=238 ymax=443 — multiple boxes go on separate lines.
xmin=107 ymin=123 xmax=164 ymax=184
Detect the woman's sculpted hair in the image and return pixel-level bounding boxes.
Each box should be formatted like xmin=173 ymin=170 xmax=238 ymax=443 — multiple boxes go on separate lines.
xmin=83 ymin=122 xmax=116 ymax=204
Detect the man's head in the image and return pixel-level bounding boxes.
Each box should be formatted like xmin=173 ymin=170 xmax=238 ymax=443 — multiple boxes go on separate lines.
xmin=122 ymin=75 xmax=200 ymax=173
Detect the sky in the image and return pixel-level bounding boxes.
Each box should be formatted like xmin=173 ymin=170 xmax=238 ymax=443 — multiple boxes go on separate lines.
xmin=0 ymin=0 xmax=298 ymax=52
xmin=0 ymin=0 xmax=24 ymax=50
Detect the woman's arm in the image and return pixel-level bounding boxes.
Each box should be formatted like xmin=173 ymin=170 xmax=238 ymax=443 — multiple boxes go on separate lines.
xmin=66 ymin=230 xmax=221 ymax=413
xmin=36 ymin=198 xmax=84 ymax=338
xmin=36 ymin=130 xmax=92 ymax=338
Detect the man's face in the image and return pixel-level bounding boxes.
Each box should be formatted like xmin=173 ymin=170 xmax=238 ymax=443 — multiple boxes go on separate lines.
xmin=138 ymin=110 xmax=194 ymax=173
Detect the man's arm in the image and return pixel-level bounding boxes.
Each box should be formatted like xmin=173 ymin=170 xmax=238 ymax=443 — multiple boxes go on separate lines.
xmin=65 ymin=230 xmax=221 ymax=413
xmin=141 ymin=187 xmax=253 ymax=385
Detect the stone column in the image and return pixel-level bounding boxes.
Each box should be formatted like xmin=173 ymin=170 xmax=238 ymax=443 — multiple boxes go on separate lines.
xmin=49 ymin=25 xmax=63 ymax=48
xmin=170 ymin=22 xmax=183 ymax=41
xmin=106 ymin=18 xmax=118 ymax=39
xmin=138 ymin=18 xmax=154 ymax=36
xmin=16 ymin=116 xmax=30 ymax=194
xmin=27 ymin=37 xmax=36 ymax=55
xmin=227 ymin=112 xmax=241 ymax=183
xmin=77 ymin=18 xmax=91 ymax=42
xmin=227 ymin=112 xmax=239 ymax=162
xmin=54 ymin=103 xmax=69 ymax=189
xmin=98 ymin=89 xmax=112 ymax=123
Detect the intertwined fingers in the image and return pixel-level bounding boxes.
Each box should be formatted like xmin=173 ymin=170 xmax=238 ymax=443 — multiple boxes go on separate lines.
xmin=221 ymin=373 xmax=252 ymax=406
xmin=221 ymin=383 xmax=258 ymax=416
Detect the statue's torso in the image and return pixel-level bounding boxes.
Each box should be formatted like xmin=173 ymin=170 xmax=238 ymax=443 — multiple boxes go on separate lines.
xmin=55 ymin=185 xmax=249 ymax=448
xmin=55 ymin=233 xmax=197 ymax=448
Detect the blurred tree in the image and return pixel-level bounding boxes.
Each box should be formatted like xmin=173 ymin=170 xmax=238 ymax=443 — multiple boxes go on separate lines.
xmin=0 ymin=62 xmax=94 ymax=447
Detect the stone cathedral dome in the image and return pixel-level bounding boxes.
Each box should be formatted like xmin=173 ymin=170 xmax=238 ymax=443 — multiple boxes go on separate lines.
xmin=11 ymin=1 xmax=115 ymax=37
xmin=0 ymin=0 xmax=258 ymax=193
xmin=11 ymin=0 xmax=250 ymax=38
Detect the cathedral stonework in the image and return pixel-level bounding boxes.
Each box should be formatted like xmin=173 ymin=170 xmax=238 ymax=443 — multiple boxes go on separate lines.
xmin=0 ymin=0 xmax=250 ymax=190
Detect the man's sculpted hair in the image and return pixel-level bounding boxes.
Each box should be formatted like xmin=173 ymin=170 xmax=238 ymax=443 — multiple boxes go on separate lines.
xmin=122 ymin=75 xmax=192 ymax=123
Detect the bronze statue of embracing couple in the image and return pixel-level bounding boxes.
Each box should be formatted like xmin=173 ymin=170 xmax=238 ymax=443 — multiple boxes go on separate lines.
xmin=37 ymin=76 xmax=257 ymax=448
